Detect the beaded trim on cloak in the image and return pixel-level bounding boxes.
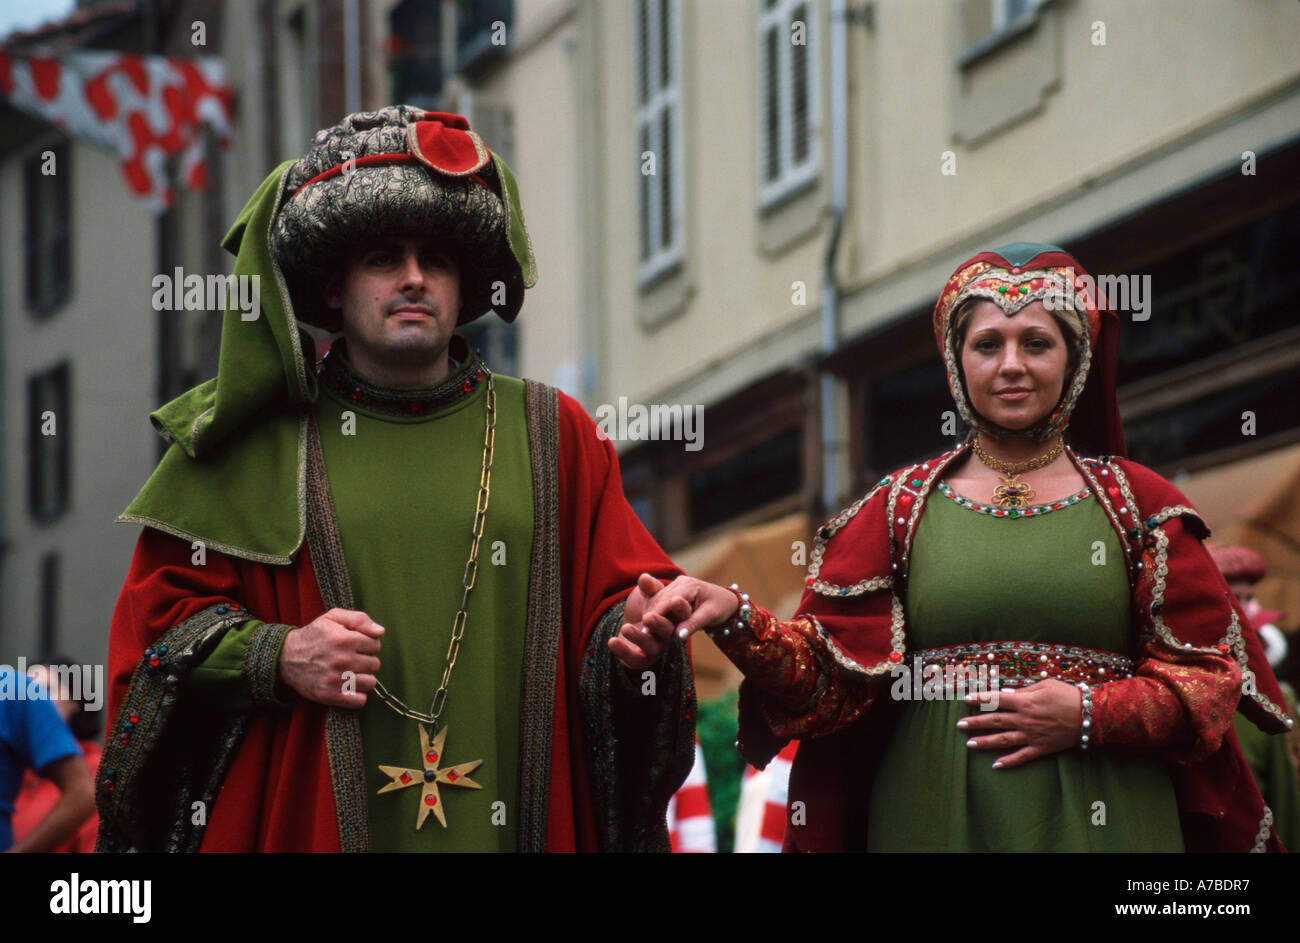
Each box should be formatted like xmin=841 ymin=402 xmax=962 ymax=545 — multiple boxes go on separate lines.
xmin=804 ymin=447 xmax=965 ymax=598
xmin=1143 ymin=521 xmax=1291 ymax=729
xmin=800 ymin=446 xmax=969 ymax=674
xmin=1082 ymin=453 xmax=1292 ymax=731
xmin=1253 ymin=807 xmax=1274 ymax=853
xmin=319 ymin=336 xmax=487 ymax=417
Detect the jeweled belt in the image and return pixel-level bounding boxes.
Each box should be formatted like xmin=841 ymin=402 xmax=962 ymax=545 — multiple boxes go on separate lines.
xmin=911 ymin=641 xmax=1134 ymax=688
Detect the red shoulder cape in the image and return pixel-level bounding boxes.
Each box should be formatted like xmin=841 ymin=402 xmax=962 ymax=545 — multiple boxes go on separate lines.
xmin=742 ymin=446 xmax=1289 ymax=852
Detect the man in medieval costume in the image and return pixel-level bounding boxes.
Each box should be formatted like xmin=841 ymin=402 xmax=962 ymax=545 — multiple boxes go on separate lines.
xmin=98 ymin=107 xmax=695 ymax=852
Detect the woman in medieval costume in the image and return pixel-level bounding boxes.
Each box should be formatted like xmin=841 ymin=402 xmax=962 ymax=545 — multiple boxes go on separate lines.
xmin=625 ymin=243 xmax=1293 ymax=852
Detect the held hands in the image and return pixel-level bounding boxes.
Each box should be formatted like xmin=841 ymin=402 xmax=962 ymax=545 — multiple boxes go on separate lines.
xmin=957 ymin=678 xmax=1083 ymax=769
xmin=278 ymin=607 xmax=384 ymax=708
xmin=608 ymin=573 xmax=740 ymax=670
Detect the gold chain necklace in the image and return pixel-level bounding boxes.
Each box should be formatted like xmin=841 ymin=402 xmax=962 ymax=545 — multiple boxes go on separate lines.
xmin=375 ymin=372 xmax=495 ymax=830
xmin=971 ymin=436 xmax=1063 ymax=509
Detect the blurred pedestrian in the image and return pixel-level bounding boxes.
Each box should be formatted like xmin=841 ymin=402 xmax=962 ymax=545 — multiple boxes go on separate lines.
xmin=12 ymin=656 xmax=102 ymax=852
xmin=0 ymin=664 xmax=94 ymax=852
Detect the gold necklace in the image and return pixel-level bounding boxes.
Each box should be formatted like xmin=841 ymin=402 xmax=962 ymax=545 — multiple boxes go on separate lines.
xmin=375 ymin=372 xmax=495 ymax=830
xmin=971 ymin=436 xmax=1063 ymax=509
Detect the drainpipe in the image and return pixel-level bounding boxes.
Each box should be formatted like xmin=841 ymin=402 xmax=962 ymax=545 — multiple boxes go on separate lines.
xmin=820 ymin=0 xmax=849 ymax=512
xmin=343 ymin=0 xmax=361 ymax=113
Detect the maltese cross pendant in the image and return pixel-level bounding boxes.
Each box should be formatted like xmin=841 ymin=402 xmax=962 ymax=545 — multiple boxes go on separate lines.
xmin=378 ymin=725 xmax=483 ymax=830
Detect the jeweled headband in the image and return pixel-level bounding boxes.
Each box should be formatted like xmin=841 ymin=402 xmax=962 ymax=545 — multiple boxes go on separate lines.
xmin=932 ymin=243 xmax=1102 ymax=443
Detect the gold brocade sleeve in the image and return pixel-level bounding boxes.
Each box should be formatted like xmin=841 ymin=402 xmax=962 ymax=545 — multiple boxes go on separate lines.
xmin=1090 ymin=638 xmax=1241 ymax=765
xmin=711 ymin=605 xmax=876 ymax=740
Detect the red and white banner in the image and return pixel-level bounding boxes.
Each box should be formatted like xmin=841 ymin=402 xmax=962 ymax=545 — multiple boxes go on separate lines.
xmin=667 ymin=741 xmax=716 ymax=853
xmin=0 ymin=48 xmax=234 ymax=213
xmin=734 ymin=740 xmax=798 ymax=853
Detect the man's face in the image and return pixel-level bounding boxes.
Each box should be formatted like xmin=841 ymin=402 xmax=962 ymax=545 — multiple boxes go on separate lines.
xmin=1228 ymin=579 xmax=1262 ymax=621
xmin=326 ymin=236 xmax=461 ymax=374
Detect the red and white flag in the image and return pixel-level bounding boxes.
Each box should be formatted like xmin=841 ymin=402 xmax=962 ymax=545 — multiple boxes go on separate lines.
xmin=667 ymin=740 xmax=716 ymax=853
xmin=734 ymin=740 xmax=798 ymax=853
xmin=0 ymin=48 xmax=234 ymax=213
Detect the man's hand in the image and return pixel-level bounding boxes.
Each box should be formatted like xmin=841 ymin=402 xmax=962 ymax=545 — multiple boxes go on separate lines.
xmin=957 ymin=679 xmax=1082 ymax=769
xmin=277 ymin=608 xmax=384 ymax=708
xmin=609 ymin=573 xmax=680 ymax=670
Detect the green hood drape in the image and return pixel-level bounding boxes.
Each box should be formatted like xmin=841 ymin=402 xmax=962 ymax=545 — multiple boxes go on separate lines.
xmin=120 ymin=121 xmax=537 ymax=564
xmin=118 ymin=161 xmax=316 ymax=564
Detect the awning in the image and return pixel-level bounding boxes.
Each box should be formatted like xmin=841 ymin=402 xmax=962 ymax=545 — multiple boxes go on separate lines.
xmin=1178 ymin=442 xmax=1300 ymax=633
xmin=672 ymin=512 xmax=811 ymax=701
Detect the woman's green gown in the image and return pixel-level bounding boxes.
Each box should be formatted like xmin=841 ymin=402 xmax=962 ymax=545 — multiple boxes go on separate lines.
xmin=865 ymin=482 xmax=1184 ymax=851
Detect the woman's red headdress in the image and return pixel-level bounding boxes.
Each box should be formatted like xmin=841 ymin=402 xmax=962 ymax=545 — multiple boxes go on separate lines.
xmin=932 ymin=242 xmax=1127 ymax=458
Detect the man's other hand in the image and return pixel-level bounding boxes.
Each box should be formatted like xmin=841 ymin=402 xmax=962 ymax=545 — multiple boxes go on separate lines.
xmin=609 ymin=573 xmax=687 ymax=671
xmin=278 ymin=608 xmax=384 ymax=708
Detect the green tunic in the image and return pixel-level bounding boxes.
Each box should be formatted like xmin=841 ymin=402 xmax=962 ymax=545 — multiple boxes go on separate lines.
xmin=866 ymin=482 xmax=1184 ymax=852
xmin=314 ymin=374 xmax=533 ymax=852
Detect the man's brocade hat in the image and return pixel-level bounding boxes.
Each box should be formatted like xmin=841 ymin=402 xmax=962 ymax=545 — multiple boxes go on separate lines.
xmin=271 ymin=105 xmax=536 ymax=331
xmin=932 ymin=242 xmax=1127 ymax=457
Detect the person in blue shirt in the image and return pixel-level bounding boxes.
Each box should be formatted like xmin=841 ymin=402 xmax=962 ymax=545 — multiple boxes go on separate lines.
xmin=0 ymin=666 xmax=94 ymax=852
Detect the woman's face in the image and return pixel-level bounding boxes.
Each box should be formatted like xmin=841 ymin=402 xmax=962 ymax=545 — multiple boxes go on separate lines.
xmin=959 ymin=300 xmax=1071 ymax=433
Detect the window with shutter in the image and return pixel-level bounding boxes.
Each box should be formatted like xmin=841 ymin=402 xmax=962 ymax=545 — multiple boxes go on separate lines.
xmin=993 ymin=0 xmax=1035 ymax=32
xmin=952 ymin=0 xmax=1059 ymax=142
xmin=756 ymin=0 xmax=818 ymax=210
xmin=635 ymin=0 xmax=684 ymax=287
xmin=38 ymin=553 xmax=60 ymax=655
xmin=24 ymin=140 xmax=71 ymax=317
xmin=958 ymin=0 xmax=1042 ymax=64
xmin=28 ymin=362 xmax=71 ymax=522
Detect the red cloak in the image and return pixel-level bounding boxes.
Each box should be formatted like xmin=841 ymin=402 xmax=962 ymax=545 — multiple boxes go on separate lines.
xmin=725 ymin=444 xmax=1291 ymax=852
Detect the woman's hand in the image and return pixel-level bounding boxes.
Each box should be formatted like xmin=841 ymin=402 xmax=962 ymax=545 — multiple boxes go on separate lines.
xmin=957 ymin=679 xmax=1082 ymax=769
xmin=608 ymin=573 xmax=741 ymax=670
xmin=640 ymin=575 xmax=740 ymax=639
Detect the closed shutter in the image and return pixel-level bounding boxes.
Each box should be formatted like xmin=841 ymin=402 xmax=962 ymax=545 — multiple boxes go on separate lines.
xmin=635 ymin=0 xmax=684 ymax=284
xmin=756 ymin=0 xmax=818 ymax=209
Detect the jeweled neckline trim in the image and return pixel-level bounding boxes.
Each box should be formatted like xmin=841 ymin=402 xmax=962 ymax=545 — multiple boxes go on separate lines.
xmin=937 ymin=479 xmax=1092 ymax=518
xmin=318 ymin=336 xmax=486 ymax=418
